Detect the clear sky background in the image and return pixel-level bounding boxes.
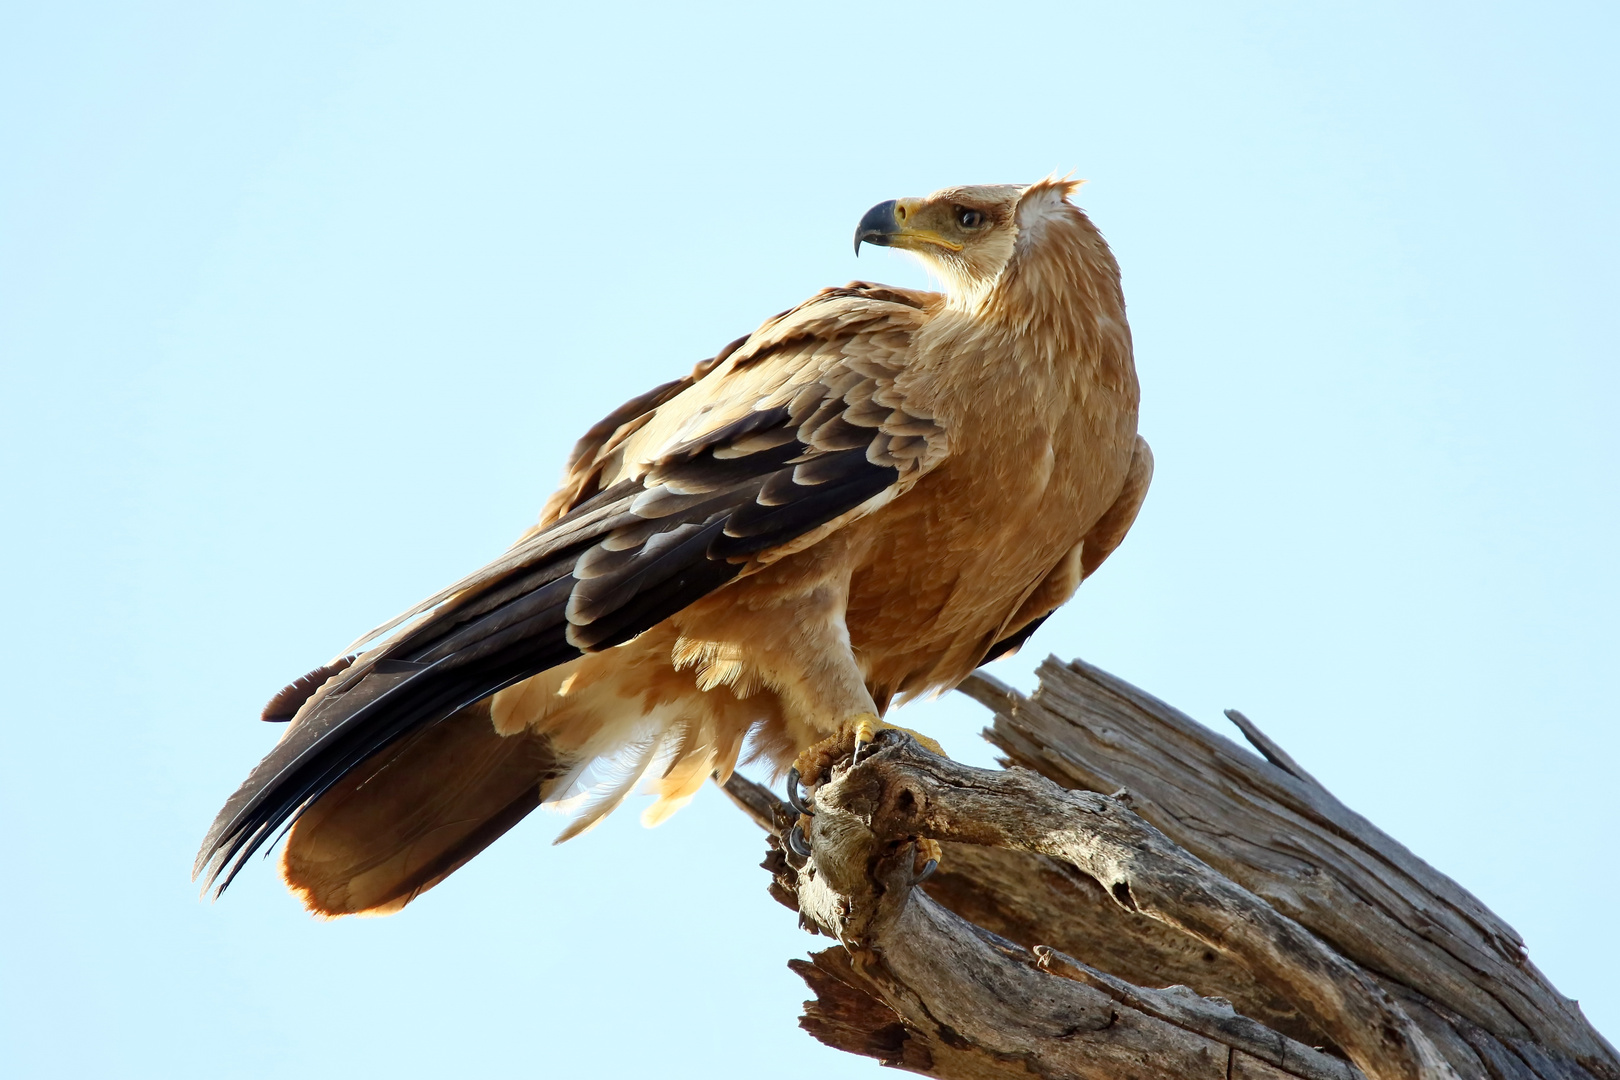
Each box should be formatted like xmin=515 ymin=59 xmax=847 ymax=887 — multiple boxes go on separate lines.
xmin=3 ymin=2 xmax=1616 ymax=1076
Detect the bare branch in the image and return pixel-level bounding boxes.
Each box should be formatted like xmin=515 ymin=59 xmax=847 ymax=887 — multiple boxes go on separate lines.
xmin=977 ymin=658 xmax=1618 ymax=1079
xmin=798 ymin=734 xmax=1454 ymax=1080
xmin=718 ymin=657 xmax=1617 ymax=1080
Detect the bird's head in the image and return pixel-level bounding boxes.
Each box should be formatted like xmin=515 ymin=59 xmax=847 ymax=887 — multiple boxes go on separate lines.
xmin=853 ymin=179 xmax=1085 ymax=308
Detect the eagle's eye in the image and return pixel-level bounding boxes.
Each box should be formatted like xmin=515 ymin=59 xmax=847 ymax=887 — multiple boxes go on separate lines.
xmin=956 ymin=207 xmax=985 ymax=229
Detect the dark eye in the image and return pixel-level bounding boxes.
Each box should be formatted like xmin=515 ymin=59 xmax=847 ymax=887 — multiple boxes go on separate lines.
xmin=956 ymin=207 xmax=985 ymax=228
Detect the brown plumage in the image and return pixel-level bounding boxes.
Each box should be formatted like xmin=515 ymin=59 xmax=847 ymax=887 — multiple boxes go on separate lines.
xmin=196 ymin=179 xmax=1152 ymax=916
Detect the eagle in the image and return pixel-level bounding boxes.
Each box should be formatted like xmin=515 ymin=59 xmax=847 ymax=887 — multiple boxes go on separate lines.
xmin=196 ymin=179 xmax=1152 ymax=917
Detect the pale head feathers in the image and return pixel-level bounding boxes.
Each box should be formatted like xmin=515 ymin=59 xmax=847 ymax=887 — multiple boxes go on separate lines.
xmin=877 ymin=178 xmax=1091 ymax=312
xmin=1012 ymin=176 xmax=1085 ymax=254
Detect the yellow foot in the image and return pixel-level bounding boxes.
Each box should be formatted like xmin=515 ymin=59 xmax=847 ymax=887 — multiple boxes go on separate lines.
xmin=853 ymin=714 xmax=946 ymax=759
xmin=792 ymin=713 xmax=949 ymax=785
xmin=914 ymin=837 xmax=942 ymax=882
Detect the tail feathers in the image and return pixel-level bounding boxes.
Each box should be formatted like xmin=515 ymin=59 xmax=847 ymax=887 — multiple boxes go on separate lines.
xmin=280 ymin=699 xmax=570 ymax=917
xmin=277 ymin=680 xmax=756 ymax=915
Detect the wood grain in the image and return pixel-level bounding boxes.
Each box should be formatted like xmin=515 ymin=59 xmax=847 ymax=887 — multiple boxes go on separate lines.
xmin=719 ymin=656 xmax=1617 ymax=1080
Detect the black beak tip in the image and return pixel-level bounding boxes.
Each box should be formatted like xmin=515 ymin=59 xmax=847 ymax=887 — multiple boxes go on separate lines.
xmin=853 ymin=199 xmax=899 ymax=257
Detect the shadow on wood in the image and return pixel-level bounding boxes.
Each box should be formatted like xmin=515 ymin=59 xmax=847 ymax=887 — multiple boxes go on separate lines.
xmin=722 ymin=655 xmax=1618 ymax=1080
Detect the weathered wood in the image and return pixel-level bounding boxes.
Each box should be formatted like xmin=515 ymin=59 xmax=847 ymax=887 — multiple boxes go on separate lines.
xmin=728 ymin=769 xmax=1364 ymax=1079
xmin=719 ymin=655 xmax=1616 ymax=1080
xmin=973 ymin=657 xmax=1617 ymax=1080
xmin=799 ymin=735 xmax=1453 ymax=1080
xmin=919 ymin=841 xmax=1329 ymax=1046
xmin=1033 ymin=946 xmax=1360 ymax=1080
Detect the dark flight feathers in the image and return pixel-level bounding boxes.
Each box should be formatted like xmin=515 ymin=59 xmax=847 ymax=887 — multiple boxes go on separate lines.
xmin=980 ymin=613 xmax=1051 ymax=666
xmin=195 ymin=320 xmax=927 ymax=896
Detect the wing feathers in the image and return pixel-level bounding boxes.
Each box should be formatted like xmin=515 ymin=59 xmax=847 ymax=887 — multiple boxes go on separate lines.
xmin=198 ymin=283 xmax=949 ymax=899
xmin=261 ymin=656 xmax=355 ymax=723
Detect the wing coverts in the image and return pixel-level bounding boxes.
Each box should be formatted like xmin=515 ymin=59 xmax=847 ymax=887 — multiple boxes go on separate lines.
xmin=196 ymin=287 xmax=943 ymax=896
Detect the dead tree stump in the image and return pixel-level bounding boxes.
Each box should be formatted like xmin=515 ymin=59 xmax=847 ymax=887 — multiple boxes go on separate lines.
xmin=723 ymin=655 xmax=1617 ymax=1080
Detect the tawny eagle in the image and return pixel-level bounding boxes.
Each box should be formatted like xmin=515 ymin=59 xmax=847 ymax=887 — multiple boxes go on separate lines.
xmin=197 ymin=179 xmax=1152 ymax=916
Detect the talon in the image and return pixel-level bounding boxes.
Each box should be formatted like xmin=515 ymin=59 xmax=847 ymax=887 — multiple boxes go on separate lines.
xmin=785 ymin=767 xmax=813 ymax=816
xmin=914 ymin=837 xmax=942 ymax=883
xmin=851 ymin=712 xmax=880 ymax=764
xmin=786 ymin=821 xmax=813 ymax=858
xmin=845 ymin=713 xmax=947 ymax=764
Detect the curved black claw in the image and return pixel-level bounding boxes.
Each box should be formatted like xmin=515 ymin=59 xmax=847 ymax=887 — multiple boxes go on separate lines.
xmin=786 ymin=821 xmax=813 ymax=858
xmin=852 ymin=727 xmax=885 ymax=765
xmin=915 ymin=857 xmax=939 ymax=884
xmin=785 ymin=767 xmax=813 ymax=816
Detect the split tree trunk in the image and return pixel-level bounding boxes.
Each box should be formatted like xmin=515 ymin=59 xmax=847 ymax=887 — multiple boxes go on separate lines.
xmin=723 ymin=656 xmax=1617 ymax=1080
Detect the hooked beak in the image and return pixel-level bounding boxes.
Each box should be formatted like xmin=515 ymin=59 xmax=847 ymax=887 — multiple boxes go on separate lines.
xmin=853 ymin=198 xmax=965 ymax=257
xmin=854 ymin=200 xmax=900 ymax=255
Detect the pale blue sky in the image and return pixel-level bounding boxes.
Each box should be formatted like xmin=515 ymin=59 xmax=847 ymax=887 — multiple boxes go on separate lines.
xmin=3 ymin=2 xmax=1616 ymax=1076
